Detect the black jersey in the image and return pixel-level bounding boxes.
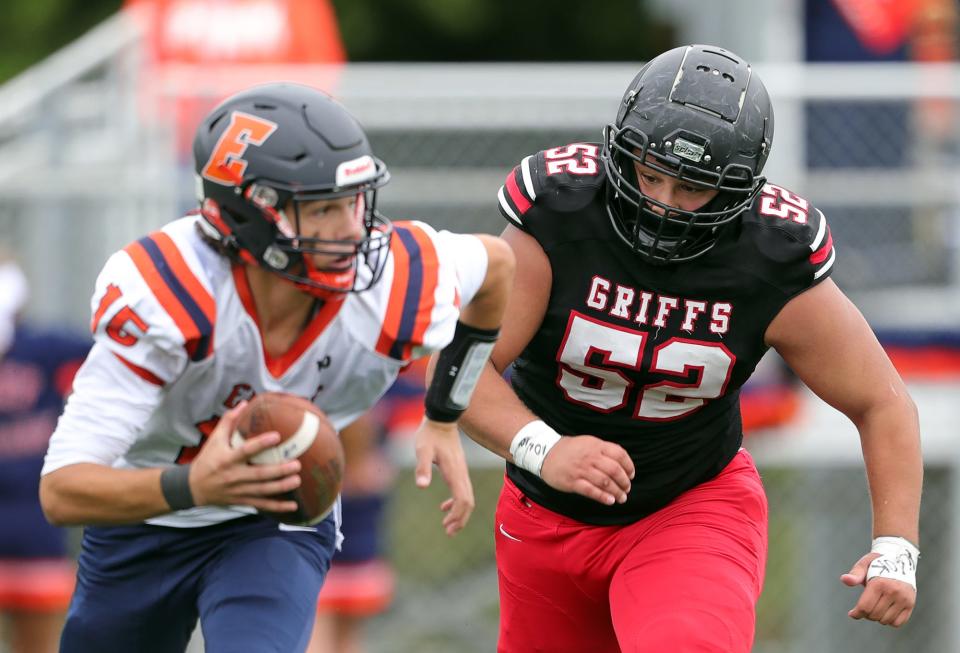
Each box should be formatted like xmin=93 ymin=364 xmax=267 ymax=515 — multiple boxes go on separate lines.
xmin=497 ymin=143 xmax=835 ymax=525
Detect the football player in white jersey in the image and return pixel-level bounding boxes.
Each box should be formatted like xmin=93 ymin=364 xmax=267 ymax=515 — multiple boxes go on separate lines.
xmin=38 ymin=82 xmax=514 ymax=653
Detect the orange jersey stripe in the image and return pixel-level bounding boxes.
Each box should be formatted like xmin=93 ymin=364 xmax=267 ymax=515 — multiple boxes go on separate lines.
xmin=375 ymin=232 xmax=412 ymax=358
xmin=151 ymin=232 xmax=216 ymax=326
xmin=125 ymin=241 xmax=200 ymax=342
xmin=124 ymin=233 xmax=216 ymax=359
xmin=402 ymin=223 xmax=440 ymax=360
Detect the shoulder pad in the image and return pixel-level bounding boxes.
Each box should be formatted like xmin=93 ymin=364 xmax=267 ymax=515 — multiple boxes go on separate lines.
xmin=743 ymin=183 xmax=836 ymax=290
xmin=355 ymin=220 xmax=461 ymax=362
xmin=497 ymin=143 xmax=605 ymax=231
xmin=89 ymin=227 xmax=217 ymax=384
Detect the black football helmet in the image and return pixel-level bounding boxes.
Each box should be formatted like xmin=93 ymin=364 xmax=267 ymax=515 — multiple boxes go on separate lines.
xmin=601 ymin=44 xmax=774 ymax=264
xmin=193 ymin=82 xmax=392 ymax=297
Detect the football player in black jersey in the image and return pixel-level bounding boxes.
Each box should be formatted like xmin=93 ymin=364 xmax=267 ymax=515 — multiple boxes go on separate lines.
xmin=460 ymin=44 xmax=921 ymax=652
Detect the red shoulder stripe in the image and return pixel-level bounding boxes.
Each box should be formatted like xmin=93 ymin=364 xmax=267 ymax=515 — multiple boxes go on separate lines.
xmin=809 ymin=227 xmax=833 ymax=265
xmin=504 ymin=167 xmax=532 ymax=215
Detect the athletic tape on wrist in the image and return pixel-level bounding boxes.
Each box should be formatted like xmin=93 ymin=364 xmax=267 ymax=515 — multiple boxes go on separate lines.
xmin=160 ymin=465 xmax=195 ymax=511
xmin=509 ymin=420 xmax=561 ymax=477
xmin=866 ymin=536 xmax=920 ymax=590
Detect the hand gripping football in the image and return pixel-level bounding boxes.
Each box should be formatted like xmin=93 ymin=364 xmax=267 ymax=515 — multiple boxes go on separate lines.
xmin=231 ymin=392 xmax=344 ymax=525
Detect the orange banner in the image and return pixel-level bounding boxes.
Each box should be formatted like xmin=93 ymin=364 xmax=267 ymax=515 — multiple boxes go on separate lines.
xmin=830 ymin=0 xmax=920 ymax=54
xmin=124 ymin=0 xmax=345 ymax=65
xmin=123 ymin=0 xmax=346 ymax=157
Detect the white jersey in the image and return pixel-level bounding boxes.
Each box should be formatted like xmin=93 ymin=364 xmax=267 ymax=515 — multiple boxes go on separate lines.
xmin=42 ymin=215 xmax=487 ymax=528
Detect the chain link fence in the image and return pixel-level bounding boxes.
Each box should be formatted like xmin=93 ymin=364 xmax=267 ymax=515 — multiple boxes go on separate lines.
xmin=0 ymin=16 xmax=958 ymax=651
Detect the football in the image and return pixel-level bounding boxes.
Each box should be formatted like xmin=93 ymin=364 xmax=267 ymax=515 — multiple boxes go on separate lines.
xmin=231 ymin=392 xmax=344 ymax=525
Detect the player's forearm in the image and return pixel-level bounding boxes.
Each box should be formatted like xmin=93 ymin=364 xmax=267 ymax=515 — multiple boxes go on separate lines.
xmin=39 ymin=463 xmax=172 ymax=526
xmin=459 ymin=235 xmax=515 ymax=330
xmin=459 ymin=361 xmax=541 ymax=461
xmin=855 ymin=395 xmax=922 ymax=543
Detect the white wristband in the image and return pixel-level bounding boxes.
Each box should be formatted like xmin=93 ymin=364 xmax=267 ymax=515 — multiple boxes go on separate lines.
xmin=866 ymin=536 xmax=920 ymax=590
xmin=509 ymin=420 xmax=561 ymax=477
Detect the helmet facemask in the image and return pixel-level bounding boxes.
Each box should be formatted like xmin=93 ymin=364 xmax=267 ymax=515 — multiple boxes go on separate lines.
xmin=602 ymin=124 xmax=764 ymax=265
xmin=274 ymin=186 xmax=392 ymax=297
xmin=201 ymin=166 xmax=393 ymax=300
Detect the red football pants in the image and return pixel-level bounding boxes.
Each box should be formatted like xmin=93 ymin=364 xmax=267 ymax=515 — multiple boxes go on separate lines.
xmin=495 ymin=449 xmax=768 ymax=653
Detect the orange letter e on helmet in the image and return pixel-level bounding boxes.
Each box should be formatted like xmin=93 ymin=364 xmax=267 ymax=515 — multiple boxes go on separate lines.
xmin=201 ymin=111 xmax=278 ymax=186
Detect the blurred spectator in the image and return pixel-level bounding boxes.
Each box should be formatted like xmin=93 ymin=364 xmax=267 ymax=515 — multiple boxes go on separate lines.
xmin=739 ymin=353 xmax=803 ymax=435
xmin=0 ymin=259 xmax=91 ymax=653
xmin=308 ymin=362 xmax=427 ymax=653
xmin=911 ymin=0 xmax=959 ymax=161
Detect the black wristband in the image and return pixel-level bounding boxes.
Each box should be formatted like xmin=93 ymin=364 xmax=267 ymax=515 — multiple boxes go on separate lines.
xmin=160 ymin=465 xmax=195 ymax=511
xmin=424 ymin=321 xmax=500 ymax=423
